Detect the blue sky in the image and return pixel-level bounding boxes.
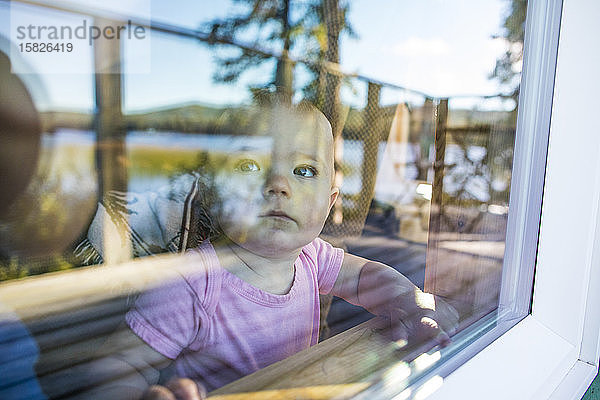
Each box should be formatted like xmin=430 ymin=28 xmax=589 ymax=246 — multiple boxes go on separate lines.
xmin=1 ymin=0 xmax=513 ymax=112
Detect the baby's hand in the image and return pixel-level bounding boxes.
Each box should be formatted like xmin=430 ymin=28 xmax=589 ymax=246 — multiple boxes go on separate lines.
xmin=142 ymin=378 xmax=206 ymax=400
xmin=336 ymin=257 xmax=459 ymax=349
xmin=384 ymin=292 xmax=459 ymax=348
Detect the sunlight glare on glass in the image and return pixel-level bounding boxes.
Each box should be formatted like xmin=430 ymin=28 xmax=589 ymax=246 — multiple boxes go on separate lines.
xmin=391 ymin=388 xmax=412 ymax=400
xmin=488 ymin=204 xmax=509 ymax=215
xmin=416 ymin=183 xmax=432 ymax=201
xmin=383 ymin=361 xmax=412 ymax=384
xmin=413 ymin=351 xmax=441 ymax=372
xmin=414 ymin=376 xmax=444 ymax=400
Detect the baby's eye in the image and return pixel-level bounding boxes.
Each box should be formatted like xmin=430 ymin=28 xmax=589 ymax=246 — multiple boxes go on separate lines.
xmin=293 ymin=165 xmax=318 ymax=177
xmin=235 ymin=159 xmax=261 ymax=172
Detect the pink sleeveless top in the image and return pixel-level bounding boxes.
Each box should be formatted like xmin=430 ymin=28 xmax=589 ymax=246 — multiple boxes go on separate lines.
xmin=126 ymin=238 xmax=343 ymax=391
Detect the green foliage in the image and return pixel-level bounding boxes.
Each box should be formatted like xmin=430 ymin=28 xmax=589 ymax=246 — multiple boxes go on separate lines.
xmin=0 ymin=255 xmax=74 ymax=282
xmin=125 ymin=104 xmax=226 ymax=133
xmin=503 ymin=0 xmax=528 ymax=43
xmin=295 ymin=0 xmax=357 ymax=107
xmin=491 ymin=0 xmax=527 ymax=100
xmin=202 ymin=0 xmax=356 ymax=100
xmin=205 ymin=0 xmax=302 ymax=88
xmin=128 ymin=147 xmax=202 ymax=176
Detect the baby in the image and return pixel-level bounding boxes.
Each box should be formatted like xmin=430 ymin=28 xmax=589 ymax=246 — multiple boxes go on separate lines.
xmin=94 ymin=98 xmax=456 ymax=400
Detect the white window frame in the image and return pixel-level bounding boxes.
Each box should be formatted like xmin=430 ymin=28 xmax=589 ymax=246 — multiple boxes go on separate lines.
xmin=1 ymin=2 xmax=597 ymax=399
xmin=427 ymin=0 xmax=600 ymax=399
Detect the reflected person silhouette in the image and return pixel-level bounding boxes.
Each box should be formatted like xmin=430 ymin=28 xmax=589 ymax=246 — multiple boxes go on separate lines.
xmin=0 ymin=304 xmax=47 ymax=400
xmin=0 ymin=50 xmax=47 ymax=399
xmin=0 ymin=49 xmax=40 ymax=217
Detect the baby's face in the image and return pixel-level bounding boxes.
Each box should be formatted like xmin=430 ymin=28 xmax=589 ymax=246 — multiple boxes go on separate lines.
xmin=212 ymin=106 xmax=338 ymax=257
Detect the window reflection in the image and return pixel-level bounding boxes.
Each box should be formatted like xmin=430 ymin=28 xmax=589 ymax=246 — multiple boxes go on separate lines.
xmin=0 ymin=0 xmax=525 ymax=399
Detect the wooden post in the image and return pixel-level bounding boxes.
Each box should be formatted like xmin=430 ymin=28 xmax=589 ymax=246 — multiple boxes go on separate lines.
xmin=389 ymin=103 xmax=410 ymax=181
xmin=424 ymin=100 xmax=503 ymax=325
xmin=352 ymin=82 xmax=382 ymax=235
xmin=424 ymin=98 xmax=448 ymax=295
xmin=93 ymin=18 xmax=131 ymax=264
xmin=323 ymin=0 xmax=343 ymax=140
xmin=429 ymin=99 xmax=448 ymax=240
xmin=275 ymin=0 xmax=293 ymax=102
xmin=322 ymin=0 xmax=344 ymax=230
xmin=417 ymin=97 xmax=435 ymax=181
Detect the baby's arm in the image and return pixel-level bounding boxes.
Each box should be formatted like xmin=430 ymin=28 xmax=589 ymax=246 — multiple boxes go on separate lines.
xmin=86 ymin=325 xmax=205 ymax=400
xmin=330 ymin=254 xmax=457 ymax=346
xmin=84 ymin=325 xmax=168 ymax=399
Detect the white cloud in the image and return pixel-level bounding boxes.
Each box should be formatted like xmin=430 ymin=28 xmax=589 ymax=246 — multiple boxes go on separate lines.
xmin=388 ymin=37 xmax=451 ymax=57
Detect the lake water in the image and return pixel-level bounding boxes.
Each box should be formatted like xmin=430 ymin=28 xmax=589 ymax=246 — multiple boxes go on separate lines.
xmin=43 ymin=129 xmax=495 ymax=202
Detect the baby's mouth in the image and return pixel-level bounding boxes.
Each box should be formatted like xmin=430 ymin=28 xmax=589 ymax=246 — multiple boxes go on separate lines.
xmin=260 ymin=210 xmax=295 ymax=222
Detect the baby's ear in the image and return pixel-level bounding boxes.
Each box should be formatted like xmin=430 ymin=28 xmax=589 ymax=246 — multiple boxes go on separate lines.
xmin=328 ymin=187 xmax=340 ymax=211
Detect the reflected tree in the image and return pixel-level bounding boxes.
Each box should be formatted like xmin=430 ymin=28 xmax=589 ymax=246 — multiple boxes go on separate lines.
xmin=205 ymin=0 xmax=303 ymax=100
xmin=203 ymin=0 xmax=355 ymax=112
xmin=491 ymin=0 xmax=527 ymax=106
xmin=299 ymin=0 xmax=355 ymax=140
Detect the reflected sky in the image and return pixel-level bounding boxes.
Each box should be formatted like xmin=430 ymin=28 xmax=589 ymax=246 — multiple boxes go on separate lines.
xmin=0 ymin=0 xmax=513 ymax=112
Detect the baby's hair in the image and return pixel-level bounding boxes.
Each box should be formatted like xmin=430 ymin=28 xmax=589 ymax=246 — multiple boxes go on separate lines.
xmin=180 ymin=91 xmax=333 ymax=250
xmin=214 ymin=90 xmax=333 ymax=140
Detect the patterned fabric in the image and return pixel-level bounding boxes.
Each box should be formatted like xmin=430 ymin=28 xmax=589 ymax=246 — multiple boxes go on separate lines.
xmin=74 ymin=175 xmax=202 ymax=265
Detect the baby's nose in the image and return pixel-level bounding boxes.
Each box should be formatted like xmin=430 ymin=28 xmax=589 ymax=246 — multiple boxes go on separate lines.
xmin=263 ymin=173 xmax=291 ymax=198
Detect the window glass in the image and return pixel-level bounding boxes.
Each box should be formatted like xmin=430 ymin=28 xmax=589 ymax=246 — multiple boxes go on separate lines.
xmin=0 ymin=0 xmax=530 ymax=398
